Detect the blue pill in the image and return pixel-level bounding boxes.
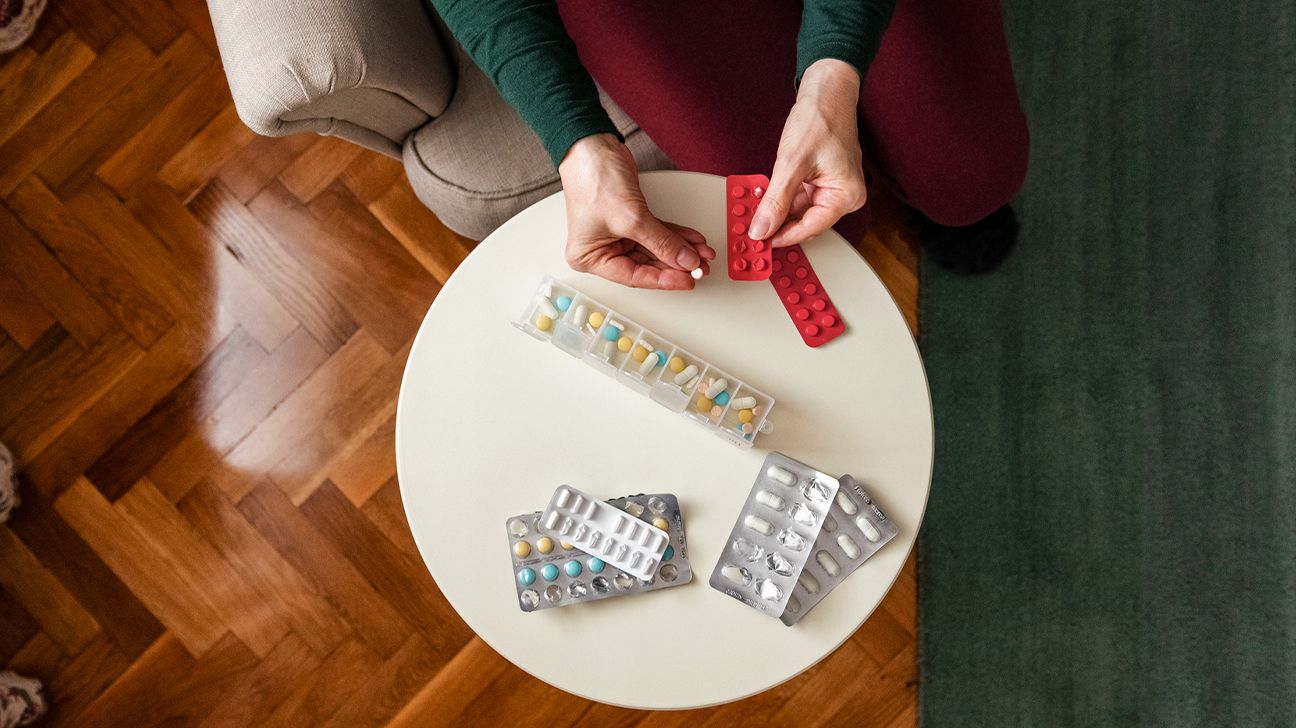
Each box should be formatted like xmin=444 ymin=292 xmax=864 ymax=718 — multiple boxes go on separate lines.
xmin=564 ymin=560 xmax=582 ymax=577
xmin=517 ymin=568 xmax=536 ymax=585
xmin=653 ymin=350 xmax=667 ymax=367
xmin=588 ymin=558 xmax=606 ymax=573
xmin=555 ymin=295 xmax=572 ymax=312
xmin=541 ymin=564 xmax=559 ymax=581
xmin=663 ymin=545 xmax=674 ymax=561
xmin=602 ymin=325 xmax=621 ymax=342
xmin=714 ymin=390 xmax=731 ymax=407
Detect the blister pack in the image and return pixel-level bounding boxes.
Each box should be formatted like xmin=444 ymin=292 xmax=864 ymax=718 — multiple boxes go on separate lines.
xmin=514 ymin=276 xmax=776 ymax=448
xmin=538 ymin=484 xmax=669 ymax=580
xmin=780 ymin=475 xmax=899 ymax=625
xmin=769 ymin=246 xmax=846 ymax=348
xmin=726 ymin=174 xmax=774 ymax=281
xmin=709 ymin=453 xmax=841 ymax=618
xmin=506 ymin=492 xmax=692 ymax=612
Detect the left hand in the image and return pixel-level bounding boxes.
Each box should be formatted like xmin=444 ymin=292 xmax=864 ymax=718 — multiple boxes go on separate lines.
xmin=748 ymin=59 xmax=869 ymax=248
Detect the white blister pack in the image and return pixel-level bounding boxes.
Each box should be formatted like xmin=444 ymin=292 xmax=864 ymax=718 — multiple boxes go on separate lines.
xmin=780 ymin=475 xmax=899 ymax=625
xmin=514 ymin=276 xmax=776 ymax=448
xmin=538 ymin=484 xmax=669 ymax=581
xmin=708 ymin=453 xmax=840 ymax=618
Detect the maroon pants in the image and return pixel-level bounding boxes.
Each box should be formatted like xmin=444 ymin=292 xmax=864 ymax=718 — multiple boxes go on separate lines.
xmin=557 ymin=1 xmax=1030 ymax=241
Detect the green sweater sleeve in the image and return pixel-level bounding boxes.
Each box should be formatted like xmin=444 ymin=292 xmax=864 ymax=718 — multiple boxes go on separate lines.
xmin=427 ymin=0 xmax=621 ymax=166
xmin=796 ymin=0 xmax=898 ymax=85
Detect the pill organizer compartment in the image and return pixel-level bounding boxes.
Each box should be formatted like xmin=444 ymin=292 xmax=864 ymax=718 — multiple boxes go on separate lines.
xmin=686 ymin=365 xmax=738 ymax=428
xmin=716 ymin=383 xmax=775 ymax=447
xmin=506 ymin=492 xmax=693 ymax=613
xmin=514 ymin=276 xmax=777 ymax=449
xmin=779 ymin=475 xmax=898 ymax=625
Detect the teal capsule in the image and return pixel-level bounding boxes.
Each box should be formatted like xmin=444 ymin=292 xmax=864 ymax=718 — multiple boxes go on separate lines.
xmin=602 ymin=325 xmax=621 ymax=341
xmin=653 ymin=350 xmax=667 ymax=366
xmin=541 ymin=564 xmax=559 ymax=581
xmin=517 ymin=567 xmax=536 ymax=585
xmin=588 ymin=558 xmax=606 ymax=573
xmin=564 ymin=560 xmax=582 ymax=577
xmin=714 ymin=390 xmax=731 ymax=407
xmin=555 ymin=295 xmax=572 ymax=311
xmin=662 ymin=545 xmax=674 ymax=561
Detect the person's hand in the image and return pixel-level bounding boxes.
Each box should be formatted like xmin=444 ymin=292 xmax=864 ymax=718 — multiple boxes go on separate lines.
xmin=749 ymin=59 xmax=868 ymax=248
xmin=558 ymin=134 xmax=716 ymax=289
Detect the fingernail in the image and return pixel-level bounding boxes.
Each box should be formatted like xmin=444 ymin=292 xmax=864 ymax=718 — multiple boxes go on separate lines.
xmin=676 ymin=247 xmax=701 ymax=270
xmin=749 ymin=215 xmax=771 ymax=240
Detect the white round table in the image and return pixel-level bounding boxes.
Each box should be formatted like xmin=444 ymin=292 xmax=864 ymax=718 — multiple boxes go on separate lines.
xmin=397 ymin=171 xmax=932 ymax=709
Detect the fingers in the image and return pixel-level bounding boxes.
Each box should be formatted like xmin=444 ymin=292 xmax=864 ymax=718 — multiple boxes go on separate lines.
xmin=625 ymin=214 xmax=703 ymax=271
xmin=766 ymin=205 xmax=841 ymax=248
xmin=748 ymin=161 xmax=805 ymax=241
xmin=588 ymin=255 xmax=697 ymax=290
xmin=664 ymin=222 xmax=716 ymax=261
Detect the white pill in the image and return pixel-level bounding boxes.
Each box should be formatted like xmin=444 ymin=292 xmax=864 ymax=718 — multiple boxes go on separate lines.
xmin=639 ymin=351 xmax=659 ymax=375
xmin=685 ymin=375 xmax=700 ymax=388
xmin=704 ymin=378 xmax=729 ymax=399
xmin=744 ymin=514 xmax=774 ymax=536
xmin=601 ymin=339 xmax=616 ymax=357
xmin=816 ymin=551 xmax=840 ymax=576
xmin=555 ymin=488 xmax=572 ymax=508
xmin=673 ymin=364 xmax=699 ymax=385
xmin=755 ymin=490 xmax=786 ymax=511
xmin=856 ymin=515 xmax=882 ymax=542
xmin=690 ymin=267 xmax=703 ymax=280
xmin=766 ymin=465 xmax=796 ymax=486
xmin=544 ymin=511 xmax=561 ymax=530
xmin=536 ymin=297 xmax=558 ymax=318
xmin=837 ymin=533 xmax=861 ymax=559
xmin=571 ymin=304 xmax=587 ymax=325
xmin=730 ymin=396 xmax=757 ymax=410
xmin=835 ymin=492 xmax=858 ymax=515
xmin=798 ymin=572 xmax=820 ymax=594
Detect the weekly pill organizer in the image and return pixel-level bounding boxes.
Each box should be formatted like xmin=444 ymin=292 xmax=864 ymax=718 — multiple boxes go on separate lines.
xmin=506 ymin=491 xmax=692 ymax=612
xmin=514 ymin=275 xmax=776 ymax=448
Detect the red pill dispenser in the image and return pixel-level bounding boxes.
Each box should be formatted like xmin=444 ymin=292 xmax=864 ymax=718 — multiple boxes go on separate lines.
xmin=769 ymin=245 xmax=847 ymax=348
xmin=725 ymin=174 xmax=774 ymax=281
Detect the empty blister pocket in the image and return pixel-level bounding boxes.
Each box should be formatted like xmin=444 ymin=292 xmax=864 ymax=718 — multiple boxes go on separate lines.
xmin=513 ymin=276 xmax=776 ymax=448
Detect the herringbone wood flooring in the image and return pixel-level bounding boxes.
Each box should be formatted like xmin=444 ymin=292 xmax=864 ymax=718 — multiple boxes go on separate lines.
xmin=0 ymin=4 xmax=922 ymax=726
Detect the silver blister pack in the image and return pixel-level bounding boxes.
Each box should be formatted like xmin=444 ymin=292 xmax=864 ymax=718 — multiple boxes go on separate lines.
xmin=506 ymin=492 xmax=692 ymax=612
xmin=780 ymin=475 xmax=899 ymax=625
xmin=708 ymin=452 xmax=840 ymax=618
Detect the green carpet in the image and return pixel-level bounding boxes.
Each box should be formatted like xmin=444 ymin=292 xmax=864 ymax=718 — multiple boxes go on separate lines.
xmin=917 ymin=1 xmax=1295 ymax=725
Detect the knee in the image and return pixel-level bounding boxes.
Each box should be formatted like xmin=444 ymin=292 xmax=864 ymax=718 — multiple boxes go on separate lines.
xmin=901 ymin=117 xmax=1030 ymax=227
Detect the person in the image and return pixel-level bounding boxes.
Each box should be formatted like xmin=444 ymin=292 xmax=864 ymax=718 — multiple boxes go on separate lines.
xmin=0 ymin=0 xmax=47 ymax=54
xmin=429 ymin=1 xmax=1030 ymax=288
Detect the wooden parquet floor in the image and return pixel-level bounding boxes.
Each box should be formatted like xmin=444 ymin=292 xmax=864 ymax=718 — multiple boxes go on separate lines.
xmin=0 ymin=5 xmax=922 ymax=726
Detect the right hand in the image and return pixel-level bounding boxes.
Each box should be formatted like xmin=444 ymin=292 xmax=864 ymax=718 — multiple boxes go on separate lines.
xmin=558 ymin=134 xmax=715 ymax=289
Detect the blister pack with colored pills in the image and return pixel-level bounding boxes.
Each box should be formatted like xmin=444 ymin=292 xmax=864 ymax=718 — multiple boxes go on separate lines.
xmin=506 ymin=492 xmax=692 ymax=612
xmin=538 ymin=484 xmax=669 ymax=580
xmin=709 ymin=452 xmax=841 ymax=619
xmin=726 ymin=174 xmax=773 ymax=281
xmin=769 ymin=245 xmax=846 ymax=348
xmin=779 ymin=475 xmax=898 ymax=625
xmin=514 ymin=276 xmax=776 ymax=448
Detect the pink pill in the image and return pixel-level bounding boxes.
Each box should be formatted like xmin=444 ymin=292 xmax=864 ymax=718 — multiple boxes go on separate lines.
xmin=795 ymin=308 xmax=810 ymax=321
xmin=731 ymin=204 xmax=746 ymax=216
xmin=811 ymin=299 xmax=827 ymax=311
xmin=794 ymin=267 xmax=808 ymax=279
xmin=778 ymin=276 xmax=792 ymax=287
xmin=820 ymin=314 xmax=837 ymax=327
xmin=803 ymin=324 xmax=820 ymax=336
xmin=804 ymin=283 xmax=818 ymax=295
xmin=731 ymin=186 xmax=745 ymax=198
xmin=785 ymin=292 xmax=801 ymax=304
xmin=741 ymin=423 xmax=755 ymax=434
xmin=711 ymin=406 xmax=724 ymax=417
xmin=731 ymin=222 xmax=747 ymax=234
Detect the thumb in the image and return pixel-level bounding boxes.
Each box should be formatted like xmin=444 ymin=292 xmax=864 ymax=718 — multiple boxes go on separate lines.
xmin=749 ymin=167 xmax=802 ymax=241
xmin=629 ymin=214 xmax=702 ymax=270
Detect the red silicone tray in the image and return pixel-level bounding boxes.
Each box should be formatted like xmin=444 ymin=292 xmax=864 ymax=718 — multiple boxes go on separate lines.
xmin=769 ymin=245 xmax=847 ymax=348
xmin=725 ymin=174 xmax=774 ymax=281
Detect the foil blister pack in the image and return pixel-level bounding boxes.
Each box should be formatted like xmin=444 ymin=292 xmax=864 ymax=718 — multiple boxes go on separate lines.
xmin=506 ymin=491 xmax=692 ymax=612
xmin=513 ymin=276 xmax=776 ymax=448
xmin=780 ymin=475 xmax=898 ymax=625
xmin=538 ymin=484 xmax=668 ymax=580
xmin=708 ymin=453 xmax=841 ymax=617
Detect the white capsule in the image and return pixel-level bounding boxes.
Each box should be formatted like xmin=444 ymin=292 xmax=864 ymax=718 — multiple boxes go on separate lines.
xmin=837 ymin=533 xmax=861 ymax=559
xmin=815 ymin=551 xmax=840 ymax=576
xmin=798 ymin=571 xmax=820 ymax=594
xmin=766 ymin=465 xmax=796 ymax=486
xmin=755 ymin=490 xmax=786 ymax=511
xmin=544 ymin=511 xmax=561 ymax=530
xmin=835 ymin=492 xmax=858 ymax=515
xmin=571 ymin=303 xmax=588 ymax=325
xmin=639 ymin=351 xmax=659 ymax=375
xmin=856 ymin=515 xmax=882 ymax=542
xmin=601 ymin=339 xmax=617 ymax=358
xmin=536 ymin=297 xmax=558 ymax=318
xmin=673 ymin=364 xmax=698 ymax=386
xmin=704 ymin=378 xmax=729 ymax=399
xmin=743 ymin=514 xmax=774 ymax=536
xmin=685 ymin=375 xmax=700 ymax=389
xmin=730 ymin=396 xmax=758 ymax=410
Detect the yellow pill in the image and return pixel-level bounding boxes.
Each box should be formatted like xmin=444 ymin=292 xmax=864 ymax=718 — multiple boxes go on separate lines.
xmin=738 ymin=408 xmax=754 ymax=424
xmin=536 ymin=314 xmax=553 ymax=332
xmin=631 ymin=345 xmax=649 ymax=363
xmin=513 ymin=541 xmax=531 ymax=557
xmin=668 ymin=356 xmax=686 ymax=373
xmin=561 ymin=541 xmax=574 ymax=550
xmin=652 ymin=517 xmax=669 ymax=531
xmin=617 ymin=336 xmax=633 ymax=352
xmin=696 ymin=395 xmax=714 ymax=413
xmin=588 ymin=311 xmax=605 ymax=329
xmin=536 ymin=537 xmax=554 ymax=554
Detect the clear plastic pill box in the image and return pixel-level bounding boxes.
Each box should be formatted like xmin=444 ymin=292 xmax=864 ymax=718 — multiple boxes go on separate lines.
xmin=514 ymin=276 xmax=776 ymax=448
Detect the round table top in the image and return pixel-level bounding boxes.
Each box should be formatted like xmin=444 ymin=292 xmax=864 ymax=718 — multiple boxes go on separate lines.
xmin=396 ymin=171 xmax=933 ymax=710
